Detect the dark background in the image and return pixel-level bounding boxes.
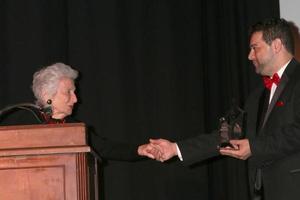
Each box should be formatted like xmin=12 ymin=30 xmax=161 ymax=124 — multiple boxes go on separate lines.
xmin=0 ymin=0 xmax=279 ymax=199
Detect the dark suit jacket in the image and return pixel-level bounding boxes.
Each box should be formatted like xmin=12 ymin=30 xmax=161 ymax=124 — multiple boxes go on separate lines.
xmin=177 ymin=58 xmax=300 ymax=200
xmin=246 ymin=58 xmax=300 ymax=200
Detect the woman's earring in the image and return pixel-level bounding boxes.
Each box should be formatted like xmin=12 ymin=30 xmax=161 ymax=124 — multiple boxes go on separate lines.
xmin=47 ymin=99 xmax=52 ymax=105
xmin=44 ymin=99 xmax=53 ymax=116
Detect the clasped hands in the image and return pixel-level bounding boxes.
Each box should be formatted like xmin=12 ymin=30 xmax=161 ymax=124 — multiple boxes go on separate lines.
xmin=138 ymin=139 xmax=178 ymax=162
xmin=138 ymin=138 xmax=252 ymax=162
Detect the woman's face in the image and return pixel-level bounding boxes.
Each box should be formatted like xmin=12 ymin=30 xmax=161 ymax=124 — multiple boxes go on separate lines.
xmin=51 ymin=78 xmax=77 ymax=119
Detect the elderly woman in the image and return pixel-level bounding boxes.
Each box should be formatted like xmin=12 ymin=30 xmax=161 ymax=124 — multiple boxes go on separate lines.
xmin=31 ymin=62 xmax=78 ymax=123
xmin=0 ymin=63 xmax=156 ymax=160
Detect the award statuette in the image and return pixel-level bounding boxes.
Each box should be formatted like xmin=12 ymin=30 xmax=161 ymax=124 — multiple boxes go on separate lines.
xmin=218 ymin=104 xmax=246 ymax=149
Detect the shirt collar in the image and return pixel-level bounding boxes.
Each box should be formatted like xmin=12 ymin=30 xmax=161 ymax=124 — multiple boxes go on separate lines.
xmin=275 ymin=59 xmax=291 ymax=78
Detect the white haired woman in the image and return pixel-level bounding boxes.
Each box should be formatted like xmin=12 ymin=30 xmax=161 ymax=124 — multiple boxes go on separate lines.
xmin=0 ymin=63 xmax=157 ymax=160
xmin=0 ymin=63 xmax=77 ymax=124
xmin=31 ymin=62 xmax=78 ymax=123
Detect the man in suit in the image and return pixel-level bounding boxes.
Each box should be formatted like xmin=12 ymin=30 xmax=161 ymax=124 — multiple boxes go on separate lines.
xmin=140 ymin=18 xmax=300 ymax=200
xmin=220 ymin=18 xmax=300 ymax=200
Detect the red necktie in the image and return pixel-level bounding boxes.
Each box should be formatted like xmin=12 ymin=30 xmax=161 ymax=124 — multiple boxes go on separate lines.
xmin=263 ymin=73 xmax=280 ymax=90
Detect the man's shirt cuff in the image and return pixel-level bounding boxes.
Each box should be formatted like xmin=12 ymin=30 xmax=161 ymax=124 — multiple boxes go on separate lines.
xmin=175 ymin=143 xmax=183 ymax=161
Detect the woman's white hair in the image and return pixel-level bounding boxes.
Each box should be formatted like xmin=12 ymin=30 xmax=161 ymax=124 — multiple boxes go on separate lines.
xmin=32 ymin=63 xmax=78 ymax=106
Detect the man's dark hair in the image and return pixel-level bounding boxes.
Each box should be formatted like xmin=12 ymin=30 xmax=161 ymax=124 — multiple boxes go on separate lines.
xmin=249 ymin=18 xmax=295 ymax=55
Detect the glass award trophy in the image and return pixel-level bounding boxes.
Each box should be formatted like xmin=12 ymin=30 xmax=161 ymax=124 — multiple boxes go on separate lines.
xmin=218 ymin=104 xmax=246 ymax=149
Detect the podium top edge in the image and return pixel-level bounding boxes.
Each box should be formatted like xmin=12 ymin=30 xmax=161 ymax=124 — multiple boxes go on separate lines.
xmin=0 ymin=122 xmax=86 ymax=131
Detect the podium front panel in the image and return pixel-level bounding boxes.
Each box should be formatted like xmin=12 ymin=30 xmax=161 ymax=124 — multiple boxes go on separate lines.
xmin=0 ymin=153 xmax=88 ymax=200
xmin=0 ymin=123 xmax=91 ymax=200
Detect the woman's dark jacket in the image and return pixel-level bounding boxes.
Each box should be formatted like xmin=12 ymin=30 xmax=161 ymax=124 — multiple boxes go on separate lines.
xmin=0 ymin=105 xmax=141 ymax=161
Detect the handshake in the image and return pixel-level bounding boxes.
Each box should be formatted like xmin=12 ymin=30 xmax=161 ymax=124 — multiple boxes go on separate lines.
xmin=137 ymin=139 xmax=179 ymax=162
xmin=137 ymin=137 xmax=252 ymax=162
xmin=137 ymin=105 xmax=250 ymax=162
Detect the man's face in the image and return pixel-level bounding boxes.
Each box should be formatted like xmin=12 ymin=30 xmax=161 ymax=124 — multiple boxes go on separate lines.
xmin=248 ymin=31 xmax=275 ymax=76
xmin=51 ymin=78 xmax=77 ymax=119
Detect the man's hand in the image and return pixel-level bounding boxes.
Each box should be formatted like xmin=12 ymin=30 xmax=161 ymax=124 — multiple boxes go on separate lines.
xmin=149 ymin=138 xmax=178 ymax=162
xmin=219 ymin=139 xmax=252 ymax=160
xmin=138 ymin=143 xmax=162 ymax=160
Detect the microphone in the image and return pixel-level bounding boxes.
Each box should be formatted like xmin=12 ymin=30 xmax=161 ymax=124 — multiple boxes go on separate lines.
xmin=0 ymin=103 xmax=43 ymax=123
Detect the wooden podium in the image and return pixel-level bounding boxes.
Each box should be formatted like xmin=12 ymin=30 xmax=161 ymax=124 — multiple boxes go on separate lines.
xmin=0 ymin=123 xmax=94 ymax=200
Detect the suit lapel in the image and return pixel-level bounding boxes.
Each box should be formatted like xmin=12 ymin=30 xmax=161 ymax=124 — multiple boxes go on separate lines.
xmin=261 ymin=59 xmax=297 ymax=128
xmin=261 ymin=73 xmax=288 ymax=128
xmin=256 ymin=89 xmax=270 ymax=133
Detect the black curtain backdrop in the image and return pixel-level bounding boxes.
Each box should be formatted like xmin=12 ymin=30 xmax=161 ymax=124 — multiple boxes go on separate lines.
xmin=0 ymin=1 xmax=279 ymax=200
